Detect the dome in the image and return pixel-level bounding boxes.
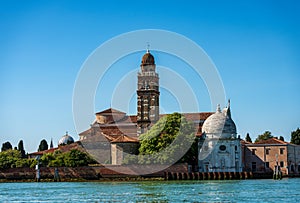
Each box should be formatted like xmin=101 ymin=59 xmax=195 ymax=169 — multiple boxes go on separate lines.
xmin=58 ymin=132 xmax=75 ymax=146
xmin=202 ymin=103 xmax=237 ymax=139
xmin=141 ymin=51 xmax=155 ymax=65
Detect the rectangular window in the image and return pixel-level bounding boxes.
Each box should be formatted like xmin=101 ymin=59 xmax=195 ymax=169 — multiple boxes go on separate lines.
xmin=252 ymin=162 xmax=257 ymax=172
xmin=265 ymin=162 xmax=269 ymax=168
xmin=266 ymin=149 xmax=270 ymax=155
xmin=280 ymin=161 xmax=284 ymax=167
xmin=280 ymin=148 xmax=285 ymax=155
xmin=252 ymin=149 xmax=256 ymax=155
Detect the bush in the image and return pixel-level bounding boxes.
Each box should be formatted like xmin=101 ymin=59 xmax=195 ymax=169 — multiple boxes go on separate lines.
xmin=0 ymin=148 xmax=97 ymax=169
xmin=39 ymin=149 xmax=97 ymax=167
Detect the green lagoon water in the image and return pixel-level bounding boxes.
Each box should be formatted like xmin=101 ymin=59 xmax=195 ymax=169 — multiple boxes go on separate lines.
xmin=0 ymin=178 xmax=299 ymax=202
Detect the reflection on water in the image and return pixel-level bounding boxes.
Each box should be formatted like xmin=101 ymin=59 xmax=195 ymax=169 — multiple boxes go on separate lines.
xmin=0 ymin=179 xmax=299 ymax=202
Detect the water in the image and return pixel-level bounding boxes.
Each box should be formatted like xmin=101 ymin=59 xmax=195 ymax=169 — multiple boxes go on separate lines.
xmin=0 ymin=179 xmax=299 ymax=202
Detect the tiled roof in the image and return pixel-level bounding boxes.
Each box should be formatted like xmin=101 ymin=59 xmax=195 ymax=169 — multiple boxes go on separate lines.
xmin=79 ymin=128 xmax=92 ymax=136
xmin=182 ymin=112 xmax=213 ymax=121
xmin=254 ymin=137 xmax=288 ymax=145
xmin=100 ymin=125 xmax=138 ymax=137
xmin=29 ymin=142 xmax=85 ymax=156
xmin=95 ymin=108 xmax=126 ymax=115
xmin=81 ymin=109 xmax=214 ymax=142
xmin=110 ymin=135 xmax=139 ymax=143
xmin=240 ymin=139 xmax=252 ymax=145
xmin=157 ymin=112 xmax=213 ymax=121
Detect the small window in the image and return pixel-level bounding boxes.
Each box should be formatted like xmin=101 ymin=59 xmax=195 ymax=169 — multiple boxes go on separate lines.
xmin=219 ymin=145 xmax=226 ymax=151
xmin=235 ymin=145 xmax=237 ymax=151
xmin=280 ymin=148 xmax=285 ymax=155
xmin=252 ymin=149 xmax=256 ymax=155
xmin=265 ymin=162 xmax=269 ymax=168
xmin=266 ymin=149 xmax=270 ymax=155
xmin=280 ymin=161 xmax=284 ymax=167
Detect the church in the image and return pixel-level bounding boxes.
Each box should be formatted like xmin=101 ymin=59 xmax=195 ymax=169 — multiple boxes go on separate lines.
xmin=79 ymin=50 xmax=242 ymax=172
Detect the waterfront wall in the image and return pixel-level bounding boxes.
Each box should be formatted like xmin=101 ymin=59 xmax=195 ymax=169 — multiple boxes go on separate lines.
xmin=0 ymin=164 xmax=188 ymax=181
xmin=164 ymin=171 xmax=273 ymax=180
xmin=0 ymin=164 xmax=283 ymax=181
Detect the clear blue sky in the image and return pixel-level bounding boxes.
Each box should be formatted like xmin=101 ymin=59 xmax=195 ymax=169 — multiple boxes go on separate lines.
xmin=0 ymin=0 xmax=299 ymax=152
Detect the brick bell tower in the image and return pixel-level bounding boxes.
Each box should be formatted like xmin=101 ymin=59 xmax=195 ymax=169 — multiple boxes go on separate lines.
xmin=137 ymin=49 xmax=160 ymax=135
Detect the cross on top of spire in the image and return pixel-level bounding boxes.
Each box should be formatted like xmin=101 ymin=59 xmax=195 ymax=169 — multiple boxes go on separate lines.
xmin=146 ymin=42 xmax=150 ymax=53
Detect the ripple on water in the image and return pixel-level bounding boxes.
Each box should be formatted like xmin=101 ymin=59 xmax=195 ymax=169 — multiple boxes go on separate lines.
xmin=0 ymin=179 xmax=299 ymax=202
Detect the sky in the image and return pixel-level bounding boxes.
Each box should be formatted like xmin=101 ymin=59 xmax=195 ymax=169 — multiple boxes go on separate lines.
xmin=0 ymin=0 xmax=299 ymax=153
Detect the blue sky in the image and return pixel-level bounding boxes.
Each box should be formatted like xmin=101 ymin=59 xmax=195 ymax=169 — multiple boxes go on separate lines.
xmin=0 ymin=0 xmax=299 ymax=152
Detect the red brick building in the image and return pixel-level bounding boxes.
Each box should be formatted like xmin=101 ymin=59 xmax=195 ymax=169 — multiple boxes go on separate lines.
xmin=79 ymin=107 xmax=212 ymax=165
xmin=242 ymin=138 xmax=300 ymax=175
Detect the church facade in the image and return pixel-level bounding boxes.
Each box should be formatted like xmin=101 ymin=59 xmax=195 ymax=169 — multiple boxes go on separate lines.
xmin=79 ymin=50 xmax=241 ymax=172
xmin=198 ymin=103 xmax=242 ymax=172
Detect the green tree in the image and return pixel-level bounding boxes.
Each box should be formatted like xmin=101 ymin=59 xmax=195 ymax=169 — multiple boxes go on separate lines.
xmin=0 ymin=150 xmax=21 ymax=168
xmin=1 ymin=141 xmax=12 ymax=152
xmin=255 ymin=131 xmax=273 ymax=143
xmin=39 ymin=149 xmax=96 ymax=167
xmin=40 ymin=152 xmax=56 ymax=166
xmin=18 ymin=140 xmax=26 ymax=158
xmin=245 ymin=133 xmax=252 ymax=143
xmin=279 ymin=136 xmax=284 ymax=141
xmin=291 ymin=128 xmax=300 ymax=145
xmin=138 ymin=113 xmax=196 ymax=164
xmin=0 ymin=149 xmax=37 ymax=169
xmin=63 ymin=149 xmax=96 ymax=167
xmin=38 ymin=139 xmax=48 ymax=152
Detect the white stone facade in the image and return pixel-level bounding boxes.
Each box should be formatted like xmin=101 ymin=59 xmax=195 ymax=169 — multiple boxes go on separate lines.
xmin=198 ymin=102 xmax=242 ymax=172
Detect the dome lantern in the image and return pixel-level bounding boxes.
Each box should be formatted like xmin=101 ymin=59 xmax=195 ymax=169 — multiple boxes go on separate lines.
xmin=141 ymin=50 xmax=155 ymax=66
xmin=58 ymin=131 xmax=75 ymax=146
xmin=202 ymin=103 xmax=237 ymax=139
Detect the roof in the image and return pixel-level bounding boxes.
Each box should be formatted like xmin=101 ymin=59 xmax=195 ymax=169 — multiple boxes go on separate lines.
xmin=240 ymin=139 xmax=252 ymax=145
xmin=29 ymin=141 xmax=86 ymax=156
xmin=110 ymin=135 xmax=139 ymax=143
xmin=181 ymin=112 xmax=213 ymax=121
xmin=79 ymin=128 xmax=92 ymax=137
xmin=80 ymin=109 xmax=215 ymax=142
xmin=95 ymin=108 xmax=126 ymax=115
xmin=141 ymin=51 xmax=155 ymax=65
xmin=254 ymin=137 xmax=288 ymax=145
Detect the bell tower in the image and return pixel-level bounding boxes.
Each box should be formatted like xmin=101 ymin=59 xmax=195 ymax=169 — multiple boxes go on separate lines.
xmin=137 ymin=49 xmax=159 ymax=135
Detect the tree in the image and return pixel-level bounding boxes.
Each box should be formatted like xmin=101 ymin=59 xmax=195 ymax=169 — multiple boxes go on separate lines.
xmin=245 ymin=133 xmax=252 ymax=143
xmin=39 ymin=149 xmax=96 ymax=167
xmin=1 ymin=141 xmax=12 ymax=152
xmin=291 ymin=128 xmax=300 ymax=145
xmin=0 ymin=149 xmax=21 ymax=168
xmin=255 ymin=131 xmax=273 ymax=143
xmin=138 ymin=113 xmax=196 ymax=165
xmin=38 ymin=139 xmax=48 ymax=152
xmin=0 ymin=149 xmax=37 ymax=169
xmin=279 ymin=136 xmax=284 ymax=141
xmin=18 ymin=140 xmax=26 ymax=158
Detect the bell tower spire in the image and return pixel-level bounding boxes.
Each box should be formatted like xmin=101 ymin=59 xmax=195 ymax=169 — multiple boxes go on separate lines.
xmin=137 ymin=49 xmax=160 ymax=135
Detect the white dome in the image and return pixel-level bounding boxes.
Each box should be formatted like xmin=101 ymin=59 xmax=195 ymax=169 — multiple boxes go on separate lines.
xmin=58 ymin=132 xmax=74 ymax=145
xmin=202 ymin=104 xmax=237 ymax=139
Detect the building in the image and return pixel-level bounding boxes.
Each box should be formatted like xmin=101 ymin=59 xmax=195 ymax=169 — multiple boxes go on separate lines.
xmin=58 ymin=132 xmax=74 ymax=146
xmin=198 ymin=102 xmax=242 ymax=172
xmin=242 ymin=138 xmax=300 ymax=175
xmin=79 ymin=50 xmax=245 ymax=170
xmin=79 ymin=106 xmax=212 ymax=165
xmin=137 ymin=49 xmax=160 ymax=135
